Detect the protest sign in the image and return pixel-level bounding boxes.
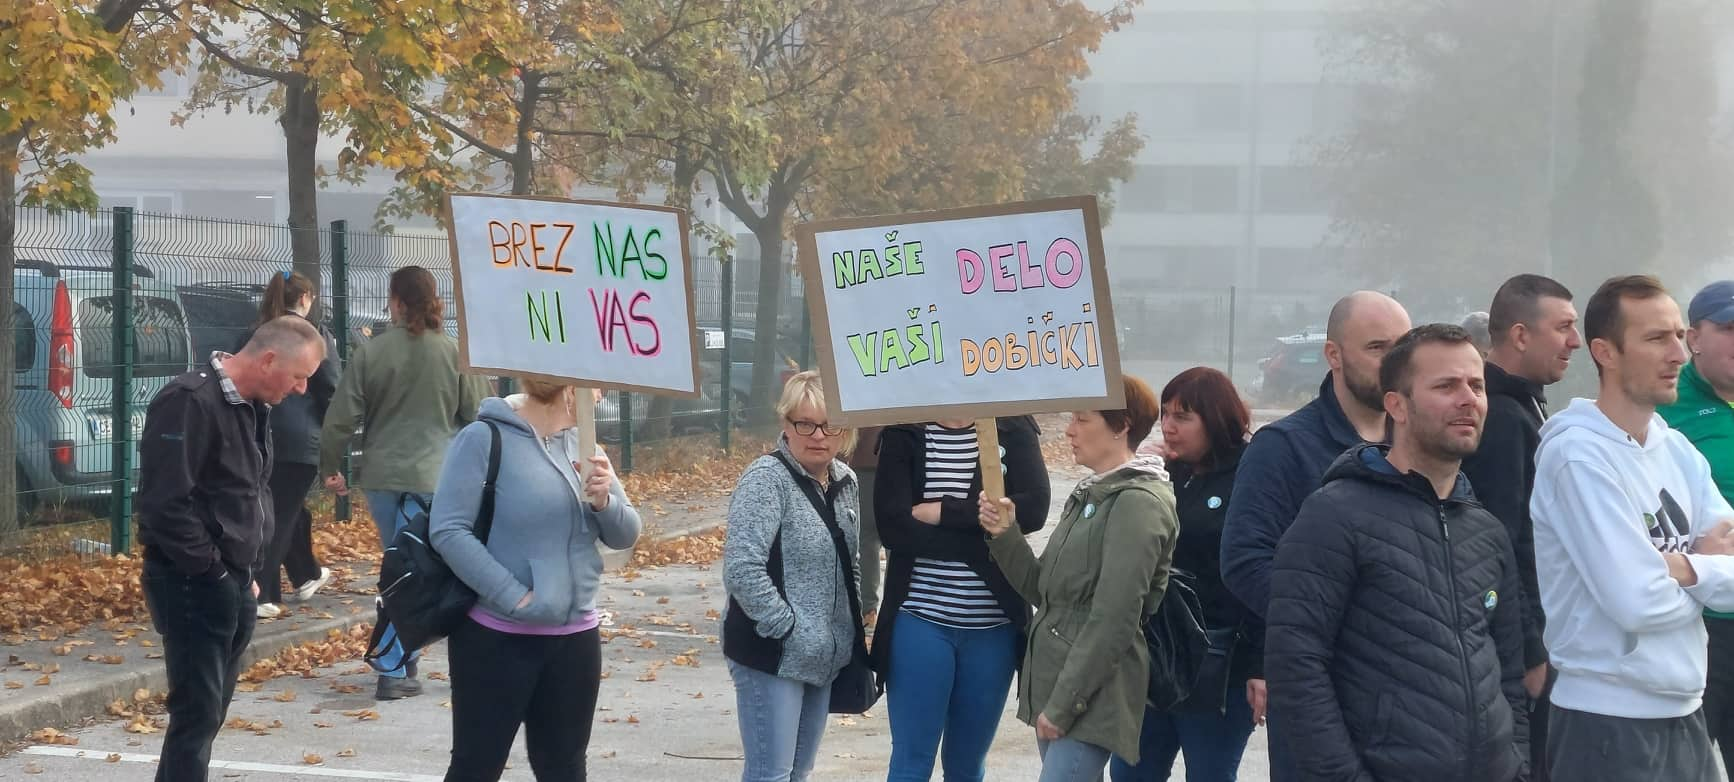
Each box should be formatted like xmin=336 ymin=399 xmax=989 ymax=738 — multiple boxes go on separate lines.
xmin=796 ymin=196 xmax=1124 ymax=495
xmin=445 ymin=193 xmax=699 ymax=396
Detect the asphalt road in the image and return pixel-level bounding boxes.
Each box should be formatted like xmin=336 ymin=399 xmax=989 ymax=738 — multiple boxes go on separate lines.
xmin=0 ymin=468 xmax=1272 ymax=781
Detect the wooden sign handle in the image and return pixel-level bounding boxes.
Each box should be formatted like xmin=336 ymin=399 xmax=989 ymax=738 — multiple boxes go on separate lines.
xmin=575 ymin=387 xmax=598 ymax=482
xmin=976 ymin=418 xmax=1004 ymax=501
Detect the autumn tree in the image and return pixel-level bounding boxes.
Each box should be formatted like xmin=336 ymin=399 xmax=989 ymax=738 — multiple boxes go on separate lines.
xmin=1313 ymin=0 xmax=1734 ymax=312
xmin=160 ymin=0 xmax=516 ymax=287
xmin=0 ymin=0 xmax=193 ymax=533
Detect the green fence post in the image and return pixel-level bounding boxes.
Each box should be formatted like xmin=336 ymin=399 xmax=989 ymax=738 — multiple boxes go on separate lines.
xmin=109 ymin=207 xmax=135 ymax=555
xmin=619 ymin=391 xmax=634 ymax=474
xmin=330 ymin=220 xmax=351 ymax=522
xmin=719 ymin=260 xmax=733 ymax=454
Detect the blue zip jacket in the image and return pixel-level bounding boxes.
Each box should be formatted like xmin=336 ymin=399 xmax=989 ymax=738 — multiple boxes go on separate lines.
xmin=1221 ymin=373 xmax=1365 ymax=617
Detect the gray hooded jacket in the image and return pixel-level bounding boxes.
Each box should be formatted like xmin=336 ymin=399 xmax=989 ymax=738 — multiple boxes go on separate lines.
xmin=430 ymin=396 xmax=641 ymax=627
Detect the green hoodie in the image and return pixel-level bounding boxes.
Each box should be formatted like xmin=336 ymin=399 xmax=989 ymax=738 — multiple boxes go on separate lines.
xmin=986 ymin=461 xmax=1178 ymax=763
xmin=1659 ymin=361 xmax=1734 ymax=620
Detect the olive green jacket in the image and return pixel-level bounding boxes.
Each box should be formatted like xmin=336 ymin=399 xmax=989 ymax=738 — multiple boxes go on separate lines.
xmin=317 ymin=326 xmax=490 ymax=493
xmin=987 ymin=465 xmax=1178 ymax=763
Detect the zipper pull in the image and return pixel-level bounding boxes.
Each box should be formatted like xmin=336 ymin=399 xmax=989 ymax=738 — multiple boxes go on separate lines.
xmin=1438 ymin=509 xmax=1450 ymax=540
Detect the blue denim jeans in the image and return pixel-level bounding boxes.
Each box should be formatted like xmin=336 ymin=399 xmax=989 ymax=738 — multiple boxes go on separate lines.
xmin=886 ymin=613 xmax=1019 ymax=782
xmin=1037 ymin=736 xmax=1112 ymax=782
xmin=363 ymin=490 xmax=430 ymax=679
xmin=1109 ymin=695 xmax=1256 ymax=782
xmin=730 ymin=660 xmax=832 ymax=782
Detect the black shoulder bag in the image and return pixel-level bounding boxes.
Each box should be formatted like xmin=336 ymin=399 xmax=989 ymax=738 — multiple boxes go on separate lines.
xmin=370 ymin=421 xmax=502 ymax=655
xmin=773 ymin=452 xmax=880 ymax=714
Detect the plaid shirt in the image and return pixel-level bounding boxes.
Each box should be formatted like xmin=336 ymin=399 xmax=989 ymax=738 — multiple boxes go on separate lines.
xmin=207 ymin=352 xmax=247 ymax=406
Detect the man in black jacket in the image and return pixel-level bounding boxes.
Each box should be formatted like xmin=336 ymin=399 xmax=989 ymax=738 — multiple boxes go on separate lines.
xmin=137 ymin=316 xmax=326 ymax=782
xmin=1459 ymin=274 xmax=1580 ymax=780
xmin=1268 ymin=324 xmax=1530 ymax=782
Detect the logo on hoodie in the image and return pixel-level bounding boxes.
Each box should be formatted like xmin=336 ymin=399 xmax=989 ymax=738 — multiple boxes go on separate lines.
xmin=1645 ymin=489 xmax=1692 ymax=554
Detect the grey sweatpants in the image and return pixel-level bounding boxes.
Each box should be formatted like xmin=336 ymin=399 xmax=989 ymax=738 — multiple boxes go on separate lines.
xmin=1548 ymin=705 xmax=1719 ymax=782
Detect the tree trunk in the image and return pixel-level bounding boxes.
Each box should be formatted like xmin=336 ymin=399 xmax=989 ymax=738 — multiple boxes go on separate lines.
xmin=283 ymin=79 xmax=322 ymax=296
xmin=747 ymin=209 xmax=787 ymax=426
xmin=0 ymin=136 xmax=22 ymax=536
xmin=642 ymin=149 xmax=699 ymax=442
xmin=510 ymin=74 xmax=541 ymax=196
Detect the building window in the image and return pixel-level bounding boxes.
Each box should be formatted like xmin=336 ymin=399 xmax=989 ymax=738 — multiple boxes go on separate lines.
xmin=100 ymin=193 xmax=178 ymax=214
xmin=1193 ymin=85 xmax=1245 ymax=133
xmin=1120 ymin=165 xmax=1242 ymax=214
xmin=1259 ymin=167 xmax=1327 ymax=215
xmin=1258 ymin=247 xmax=1341 ymax=290
xmin=182 ymin=190 xmax=278 ymax=223
xmin=1115 ymin=245 xmax=1240 ymax=289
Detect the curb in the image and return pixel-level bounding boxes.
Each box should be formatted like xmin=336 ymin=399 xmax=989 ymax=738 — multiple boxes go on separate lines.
xmin=0 ymin=613 xmax=366 ymax=745
xmin=602 ymin=522 xmax=725 ymax=573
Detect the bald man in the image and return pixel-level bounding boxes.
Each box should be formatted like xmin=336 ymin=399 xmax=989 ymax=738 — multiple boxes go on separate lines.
xmin=1220 ymin=290 xmax=1410 ymax=781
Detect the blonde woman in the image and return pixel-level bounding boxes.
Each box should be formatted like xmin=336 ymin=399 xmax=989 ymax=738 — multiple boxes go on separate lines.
xmin=722 ymin=371 xmax=863 ymax=782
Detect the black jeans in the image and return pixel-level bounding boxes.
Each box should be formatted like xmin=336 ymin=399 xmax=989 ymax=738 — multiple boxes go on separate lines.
xmin=260 ymin=461 xmax=322 ymax=604
xmin=446 ymin=619 xmax=602 ymax=782
xmin=1549 ymin=705 xmax=1717 ymax=781
xmin=1705 ymin=617 xmax=1734 ymax=775
xmin=142 ymin=558 xmax=256 ymax=782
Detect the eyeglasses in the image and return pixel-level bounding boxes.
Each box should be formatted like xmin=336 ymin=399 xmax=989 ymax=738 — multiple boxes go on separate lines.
xmin=786 ymin=419 xmax=843 ymax=437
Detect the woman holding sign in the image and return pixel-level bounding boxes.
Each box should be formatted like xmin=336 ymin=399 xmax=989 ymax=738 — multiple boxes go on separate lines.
xmin=1110 ymin=368 xmax=1261 ymax=782
xmin=723 ymin=371 xmax=864 ymax=782
xmin=978 ymin=376 xmax=1179 ymax=782
xmin=872 ymin=416 xmax=1050 ymax=782
xmin=430 ymin=379 xmax=639 ymax=782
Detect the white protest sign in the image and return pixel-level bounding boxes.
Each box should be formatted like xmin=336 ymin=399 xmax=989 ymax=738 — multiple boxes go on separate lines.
xmin=445 ymin=193 xmax=699 ymax=396
xmin=796 ymin=196 xmax=1123 ymax=426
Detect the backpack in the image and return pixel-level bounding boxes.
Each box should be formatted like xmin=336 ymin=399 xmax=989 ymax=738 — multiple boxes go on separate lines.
xmin=1143 ymin=567 xmax=1209 ymax=711
xmin=369 ymin=421 xmax=501 ymax=655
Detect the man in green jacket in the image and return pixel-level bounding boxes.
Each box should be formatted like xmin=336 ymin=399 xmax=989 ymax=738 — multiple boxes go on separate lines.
xmin=1659 ymin=279 xmax=1734 ymax=773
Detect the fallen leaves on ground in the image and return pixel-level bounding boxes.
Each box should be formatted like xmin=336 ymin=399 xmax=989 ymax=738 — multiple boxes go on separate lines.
xmin=0 ymin=553 xmax=146 ymax=634
xmin=303 ymin=752 xmax=324 ymax=765
xmin=239 ymin=624 xmax=372 ymax=685
xmin=628 ymin=526 xmax=727 ymax=569
xmin=28 ymin=728 xmax=77 ymax=746
xmin=618 ymin=435 xmax=773 ymax=505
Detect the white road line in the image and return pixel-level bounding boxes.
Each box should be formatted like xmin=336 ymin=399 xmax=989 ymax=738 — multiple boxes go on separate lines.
xmin=21 ymin=746 xmax=444 ymax=781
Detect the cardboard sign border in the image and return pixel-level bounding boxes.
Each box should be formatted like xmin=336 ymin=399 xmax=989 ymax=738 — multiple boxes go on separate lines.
xmin=444 ymin=192 xmax=702 ymax=399
xmin=795 ymin=195 xmax=1125 ymax=427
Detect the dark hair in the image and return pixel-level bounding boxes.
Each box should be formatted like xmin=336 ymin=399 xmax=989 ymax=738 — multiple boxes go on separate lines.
xmin=1101 ymin=375 xmax=1160 ymax=448
xmin=1584 ymin=275 xmax=1669 ymax=357
xmin=1488 ymin=274 xmax=1573 ymax=347
xmin=390 ymin=265 xmax=444 ymax=336
xmin=258 ymin=270 xmax=315 ymax=326
xmin=1160 ymin=367 xmax=1249 ymax=470
xmin=1380 ymin=323 xmax=1476 ymax=395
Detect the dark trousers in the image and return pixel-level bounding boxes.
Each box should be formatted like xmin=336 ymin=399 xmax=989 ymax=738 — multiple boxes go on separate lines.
xmin=1549 ymin=705 xmax=1718 ymax=782
xmin=445 ymin=619 xmax=602 ymax=782
xmin=1110 ymin=695 xmax=1257 ymax=782
xmin=260 ymin=462 xmax=322 ymax=604
xmin=142 ymin=558 xmax=256 ymax=782
xmin=1530 ymin=666 xmax=1558 ymax=781
xmin=1706 ymin=617 xmax=1734 ymax=775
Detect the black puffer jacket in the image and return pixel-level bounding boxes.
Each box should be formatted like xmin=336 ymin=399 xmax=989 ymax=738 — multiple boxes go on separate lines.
xmin=1267 ymin=444 xmax=1528 ymax=782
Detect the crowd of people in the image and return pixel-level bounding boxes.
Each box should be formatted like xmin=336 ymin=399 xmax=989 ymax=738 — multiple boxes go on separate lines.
xmin=129 ymin=266 xmax=1734 ymax=782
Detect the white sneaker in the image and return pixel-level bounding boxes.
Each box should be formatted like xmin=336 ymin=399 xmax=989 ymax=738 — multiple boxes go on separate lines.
xmin=289 ymin=568 xmax=333 ymax=602
xmin=256 ymin=603 xmax=283 ymax=619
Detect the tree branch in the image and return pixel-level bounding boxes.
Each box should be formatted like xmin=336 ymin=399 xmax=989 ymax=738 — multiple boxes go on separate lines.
xmin=411 ymin=105 xmax=514 ymax=162
xmin=190 ymin=27 xmax=300 ymax=83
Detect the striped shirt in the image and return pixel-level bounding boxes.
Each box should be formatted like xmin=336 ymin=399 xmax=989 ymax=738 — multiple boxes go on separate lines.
xmin=902 ymin=424 xmax=1009 ymax=629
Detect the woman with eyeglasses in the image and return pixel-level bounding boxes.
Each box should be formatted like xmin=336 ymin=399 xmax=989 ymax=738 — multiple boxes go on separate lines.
xmin=723 ymin=371 xmax=863 ymax=782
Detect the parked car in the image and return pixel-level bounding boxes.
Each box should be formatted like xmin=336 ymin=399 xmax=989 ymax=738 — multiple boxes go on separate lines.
xmin=13 ymin=258 xmax=192 ymax=512
xmin=1254 ymin=328 xmax=1327 ymax=407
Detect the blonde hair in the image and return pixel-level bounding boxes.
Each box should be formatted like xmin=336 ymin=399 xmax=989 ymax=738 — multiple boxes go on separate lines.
xmin=519 ymin=378 xmax=570 ymax=403
xmin=776 ymin=370 xmax=857 ymax=455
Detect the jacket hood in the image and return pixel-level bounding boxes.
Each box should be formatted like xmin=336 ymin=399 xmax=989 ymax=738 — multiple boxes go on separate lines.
xmin=476 ymin=394 xmax=542 ymax=438
xmin=1321 ymin=443 xmax=1476 ymax=505
xmin=1076 ymin=454 xmax=1169 ymax=494
xmin=1538 ymin=397 xmax=1673 ymax=455
xmin=1484 ymin=361 xmax=1547 ymax=407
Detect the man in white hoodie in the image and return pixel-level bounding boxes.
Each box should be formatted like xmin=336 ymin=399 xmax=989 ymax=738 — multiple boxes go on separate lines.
xmin=1531 ymin=274 xmax=1734 ymax=780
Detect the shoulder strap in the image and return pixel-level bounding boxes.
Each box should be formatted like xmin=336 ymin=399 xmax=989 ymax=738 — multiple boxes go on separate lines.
xmin=771 ymin=451 xmax=865 ymax=630
xmin=473 ymin=422 xmax=503 ymax=543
